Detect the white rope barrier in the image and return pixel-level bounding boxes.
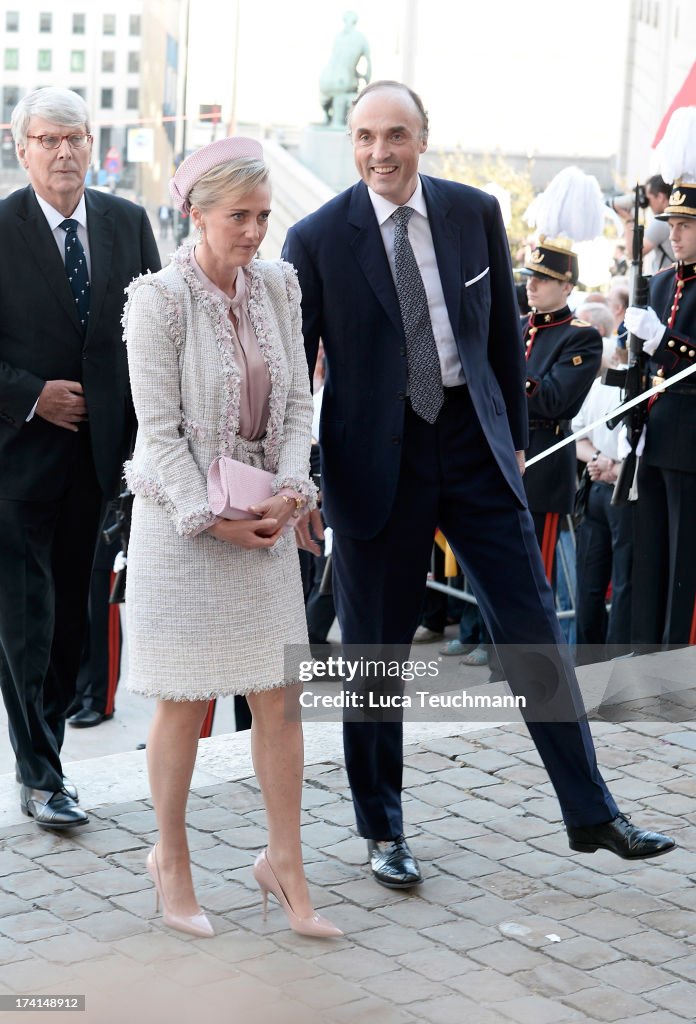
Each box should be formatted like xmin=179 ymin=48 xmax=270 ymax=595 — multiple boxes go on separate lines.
xmin=525 ymin=362 xmax=696 ymax=468
xmin=427 ymin=360 xmax=696 ymax=613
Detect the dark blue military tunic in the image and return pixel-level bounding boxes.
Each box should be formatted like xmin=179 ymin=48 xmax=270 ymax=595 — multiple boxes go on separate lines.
xmin=522 ymin=305 xmax=602 ymax=514
xmin=632 ymin=262 xmax=696 ymax=646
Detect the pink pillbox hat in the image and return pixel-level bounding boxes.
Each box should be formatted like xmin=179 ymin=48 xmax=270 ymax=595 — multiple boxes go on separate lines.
xmin=169 ymin=136 xmax=264 ymax=214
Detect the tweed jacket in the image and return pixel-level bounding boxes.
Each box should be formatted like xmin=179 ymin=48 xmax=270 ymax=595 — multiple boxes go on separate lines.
xmin=123 ymin=246 xmax=316 ymax=537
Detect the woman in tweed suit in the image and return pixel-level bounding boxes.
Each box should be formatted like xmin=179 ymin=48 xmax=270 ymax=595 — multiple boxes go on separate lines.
xmin=123 ymin=138 xmax=341 ymax=939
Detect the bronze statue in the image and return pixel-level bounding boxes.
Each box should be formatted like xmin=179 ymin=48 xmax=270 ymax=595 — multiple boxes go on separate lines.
xmin=319 ymin=11 xmax=372 ymax=128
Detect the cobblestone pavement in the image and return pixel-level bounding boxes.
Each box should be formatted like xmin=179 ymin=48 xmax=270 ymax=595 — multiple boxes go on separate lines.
xmin=1 ymin=719 xmax=695 ymax=1024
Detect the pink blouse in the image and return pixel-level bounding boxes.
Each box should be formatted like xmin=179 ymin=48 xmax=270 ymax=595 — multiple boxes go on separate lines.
xmin=190 ymin=247 xmax=271 ymax=441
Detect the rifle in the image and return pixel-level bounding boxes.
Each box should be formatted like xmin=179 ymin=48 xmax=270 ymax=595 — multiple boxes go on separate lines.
xmin=604 ymin=185 xmax=650 ymax=505
xmin=102 ymin=488 xmax=134 ymax=604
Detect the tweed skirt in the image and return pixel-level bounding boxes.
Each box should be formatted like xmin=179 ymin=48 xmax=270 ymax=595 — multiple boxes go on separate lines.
xmin=125 ymin=442 xmax=309 ymax=700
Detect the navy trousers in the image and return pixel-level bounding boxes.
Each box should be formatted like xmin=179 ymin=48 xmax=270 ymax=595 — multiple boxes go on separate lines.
xmin=631 ymin=461 xmax=696 ymax=646
xmin=332 ymin=387 xmax=618 ymax=839
xmin=575 ymin=481 xmax=634 ymax=660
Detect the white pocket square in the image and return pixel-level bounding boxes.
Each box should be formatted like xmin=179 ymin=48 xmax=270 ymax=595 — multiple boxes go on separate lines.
xmin=465 ymin=267 xmax=490 ymax=287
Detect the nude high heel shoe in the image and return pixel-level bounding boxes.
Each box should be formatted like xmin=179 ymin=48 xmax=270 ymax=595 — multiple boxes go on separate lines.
xmin=146 ymin=844 xmax=214 ymax=938
xmin=252 ymin=849 xmax=343 ymax=938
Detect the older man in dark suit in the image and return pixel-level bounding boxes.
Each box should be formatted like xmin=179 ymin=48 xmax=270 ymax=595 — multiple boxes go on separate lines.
xmin=283 ymin=80 xmax=674 ymax=887
xmin=0 ymin=88 xmax=160 ymax=828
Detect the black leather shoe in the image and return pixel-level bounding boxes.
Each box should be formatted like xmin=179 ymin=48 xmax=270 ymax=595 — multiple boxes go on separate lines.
xmin=20 ymin=787 xmax=88 ymax=829
xmin=15 ymin=766 xmax=79 ymax=803
xmin=67 ymin=707 xmax=113 ymax=728
xmin=567 ymin=813 xmax=676 ymax=860
xmin=61 ymin=777 xmax=79 ymax=802
xmin=367 ymin=835 xmax=423 ymax=888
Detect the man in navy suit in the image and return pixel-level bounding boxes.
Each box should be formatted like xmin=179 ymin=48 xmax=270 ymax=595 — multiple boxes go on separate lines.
xmin=0 ymin=88 xmax=160 ymax=829
xmin=283 ymin=81 xmax=674 ymax=886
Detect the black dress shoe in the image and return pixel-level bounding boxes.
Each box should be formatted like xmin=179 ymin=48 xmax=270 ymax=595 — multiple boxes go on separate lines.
xmin=567 ymin=813 xmax=676 ymax=860
xmin=15 ymin=766 xmax=78 ymax=803
xmin=20 ymin=787 xmax=88 ymax=829
xmin=61 ymin=777 xmax=79 ymax=802
xmin=367 ymin=835 xmax=423 ymax=888
xmin=67 ymin=707 xmax=113 ymax=728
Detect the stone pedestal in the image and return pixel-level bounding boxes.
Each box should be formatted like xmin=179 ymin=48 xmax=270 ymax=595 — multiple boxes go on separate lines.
xmin=298 ymin=125 xmax=356 ymax=195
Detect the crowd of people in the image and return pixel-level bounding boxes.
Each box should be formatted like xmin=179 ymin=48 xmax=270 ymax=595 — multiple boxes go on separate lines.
xmin=414 ymin=174 xmax=695 ymax=667
xmin=1 ymin=81 xmax=692 ymax=941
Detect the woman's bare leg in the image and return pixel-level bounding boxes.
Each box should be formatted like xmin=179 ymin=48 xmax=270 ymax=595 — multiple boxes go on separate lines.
xmin=247 ymin=683 xmax=313 ymax=917
xmin=146 ymin=698 xmax=210 ymax=916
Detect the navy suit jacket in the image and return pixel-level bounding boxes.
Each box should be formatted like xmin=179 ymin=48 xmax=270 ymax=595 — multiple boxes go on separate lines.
xmin=283 ymin=174 xmax=528 ymax=539
xmin=0 ymin=185 xmax=160 ymax=501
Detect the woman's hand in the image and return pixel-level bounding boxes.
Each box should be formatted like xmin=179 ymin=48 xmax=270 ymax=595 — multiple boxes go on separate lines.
xmin=206 ymin=517 xmax=282 ymax=549
xmin=248 ymin=494 xmax=296 ymax=533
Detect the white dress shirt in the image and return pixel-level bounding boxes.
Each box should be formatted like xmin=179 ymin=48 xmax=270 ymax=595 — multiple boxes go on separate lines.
xmin=26 ymin=192 xmax=91 ymax=421
xmin=367 ymin=176 xmax=465 ymax=387
xmin=34 ymin=191 xmax=91 ymax=276
xmin=571 ymin=372 xmax=628 ymax=463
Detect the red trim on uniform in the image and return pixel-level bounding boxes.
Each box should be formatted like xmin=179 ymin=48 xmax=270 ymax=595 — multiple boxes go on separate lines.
xmin=200 ymin=700 xmax=216 ymax=739
xmin=105 ymin=571 xmax=120 ymax=716
xmin=524 ymin=311 xmax=574 ymax=360
xmin=540 ymin=513 xmax=560 ymax=583
xmin=668 ymin=279 xmax=684 ymax=329
xmin=689 ymin=598 xmax=696 ymax=646
xmin=525 ymin=325 xmax=537 ymax=359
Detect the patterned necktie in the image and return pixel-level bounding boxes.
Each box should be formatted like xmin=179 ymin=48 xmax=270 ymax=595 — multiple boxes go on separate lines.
xmin=391 ymin=205 xmax=444 ymax=424
xmin=60 ymin=218 xmax=90 ymax=333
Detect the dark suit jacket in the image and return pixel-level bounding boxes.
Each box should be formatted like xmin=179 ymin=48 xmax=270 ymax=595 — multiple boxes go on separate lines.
xmin=644 ymin=265 xmax=696 ymax=472
xmin=0 ymin=185 xmax=160 ymax=501
xmin=283 ymin=175 xmax=528 ymax=540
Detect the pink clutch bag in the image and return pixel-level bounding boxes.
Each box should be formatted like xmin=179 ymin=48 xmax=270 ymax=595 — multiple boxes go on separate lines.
xmin=207 ymin=456 xmax=275 ymax=520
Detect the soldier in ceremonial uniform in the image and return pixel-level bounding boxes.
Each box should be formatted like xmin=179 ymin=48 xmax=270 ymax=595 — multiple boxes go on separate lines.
xmin=519 ymin=240 xmax=602 ymax=584
xmin=624 ymin=181 xmax=696 ymax=646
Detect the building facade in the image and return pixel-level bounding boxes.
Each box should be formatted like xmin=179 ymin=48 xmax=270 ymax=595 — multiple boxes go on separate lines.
xmin=0 ymin=1 xmax=143 ymax=175
xmin=619 ymin=0 xmax=696 ymax=182
xmin=138 ymin=0 xmax=186 ymax=210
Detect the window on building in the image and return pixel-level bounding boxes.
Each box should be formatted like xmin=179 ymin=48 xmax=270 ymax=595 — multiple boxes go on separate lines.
xmin=127 ymin=51 xmax=140 ymax=74
xmin=102 ymin=51 xmax=115 ymax=73
xmin=2 ymin=86 xmax=19 ymax=166
xmin=129 ymin=14 xmax=141 ymax=35
xmin=5 ymin=12 xmax=19 ymax=32
xmin=70 ymin=50 xmax=86 ymax=73
xmin=72 ymin=13 xmax=86 ymax=34
xmin=103 ymin=14 xmax=116 ymax=35
xmin=101 ymin=88 xmax=114 ymax=109
xmin=38 ymin=50 xmax=52 ymax=71
xmin=3 ymin=85 xmax=19 ymax=110
xmin=127 ymin=88 xmax=139 ymax=110
xmin=39 ymin=12 xmax=52 ymax=32
xmin=70 ymin=86 xmax=86 ymax=99
xmin=4 ymin=49 xmax=19 ymax=71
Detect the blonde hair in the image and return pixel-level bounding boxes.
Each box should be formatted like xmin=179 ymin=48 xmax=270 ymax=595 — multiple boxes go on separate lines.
xmin=188 ymin=157 xmax=269 ymax=213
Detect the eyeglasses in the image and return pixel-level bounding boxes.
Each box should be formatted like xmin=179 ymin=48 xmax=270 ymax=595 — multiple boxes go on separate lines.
xmin=27 ymin=133 xmax=93 ymax=150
